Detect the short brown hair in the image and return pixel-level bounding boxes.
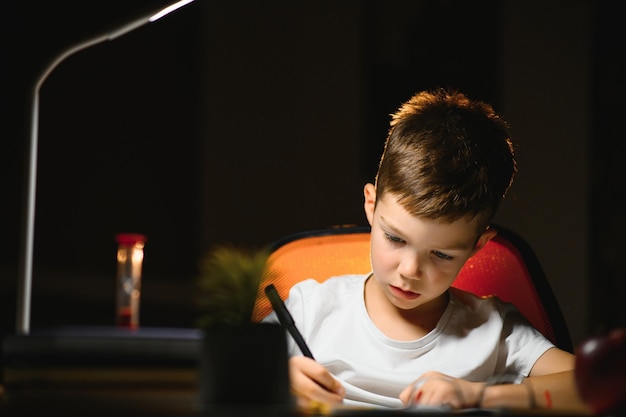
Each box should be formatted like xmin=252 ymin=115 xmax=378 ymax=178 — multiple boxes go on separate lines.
xmin=375 ymin=88 xmax=516 ymax=231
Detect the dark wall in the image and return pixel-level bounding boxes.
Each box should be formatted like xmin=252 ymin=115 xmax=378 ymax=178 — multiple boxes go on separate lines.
xmin=1 ymin=1 xmax=622 ymax=341
xmin=194 ymin=0 xmax=501 ymax=252
xmin=0 ymin=0 xmax=501 ymax=332
xmin=589 ymin=2 xmax=626 ymax=334
xmin=494 ymin=1 xmax=592 ymax=345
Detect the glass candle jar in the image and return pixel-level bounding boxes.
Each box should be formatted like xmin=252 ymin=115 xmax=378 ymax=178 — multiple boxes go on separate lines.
xmin=115 ymin=233 xmax=147 ymax=328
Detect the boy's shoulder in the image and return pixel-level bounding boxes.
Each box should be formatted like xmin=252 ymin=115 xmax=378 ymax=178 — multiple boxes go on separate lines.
xmin=286 ymin=274 xmax=370 ymax=316
xmin=292 ymin=273 xmax=370 ymax=293
xmin=449 ymin=286 xmax=519 ymax=316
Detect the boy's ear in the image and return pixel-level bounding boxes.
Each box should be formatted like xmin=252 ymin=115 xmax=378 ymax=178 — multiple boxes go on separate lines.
xmin=471 ymin=227 xmax=498 ymax=256
xmin=363 ymin=183 xmax=376 ymax=226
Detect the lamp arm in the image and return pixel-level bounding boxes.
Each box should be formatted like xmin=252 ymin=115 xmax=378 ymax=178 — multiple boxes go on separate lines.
xmin=16 ymin=0 xmax=194 ymax=335
xmin=17 ymin=29 xmax=127 ymax=335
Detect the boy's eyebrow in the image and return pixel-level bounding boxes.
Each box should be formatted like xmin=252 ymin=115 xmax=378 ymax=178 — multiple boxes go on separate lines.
xmin=379 ymin=216 xmax=474 ymax=251
xmin=379 ymin=215 xmax=402 ymax=235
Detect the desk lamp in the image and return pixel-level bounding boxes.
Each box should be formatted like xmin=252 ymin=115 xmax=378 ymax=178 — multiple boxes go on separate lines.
xmin=16 ymin=0 xmax=195 ymax=335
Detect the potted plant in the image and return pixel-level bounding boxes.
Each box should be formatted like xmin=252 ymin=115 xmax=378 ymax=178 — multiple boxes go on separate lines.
xmin=195 ymin=244 xmax=270 ymax=328
xmin=194 ymin=244 xmax=292 ymax=411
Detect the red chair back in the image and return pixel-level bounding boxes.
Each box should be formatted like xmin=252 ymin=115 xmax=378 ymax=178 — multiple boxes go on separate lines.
xmin=252 ymin=224 xmax=573 ymax=352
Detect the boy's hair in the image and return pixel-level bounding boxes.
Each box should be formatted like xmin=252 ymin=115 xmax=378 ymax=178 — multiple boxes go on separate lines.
xmin=375 ymin=88 xmax=517 ymax=232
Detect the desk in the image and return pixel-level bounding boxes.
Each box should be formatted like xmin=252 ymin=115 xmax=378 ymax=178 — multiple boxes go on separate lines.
xmin=329 ymin=407 xmax=590 ymax=416
xmin=0 ymin=327 xmax=598 ymax=417
xmin=0 ymin=401 xmax=595 ymax=417
xmin=1 ymin=326 xmax=202 ymax=416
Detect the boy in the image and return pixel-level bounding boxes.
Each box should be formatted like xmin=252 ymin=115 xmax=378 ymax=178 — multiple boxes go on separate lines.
xmin=264 ymin=88 xmax=588 ymax=413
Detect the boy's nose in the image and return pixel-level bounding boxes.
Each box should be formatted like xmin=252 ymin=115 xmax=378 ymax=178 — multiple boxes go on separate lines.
xmin=397 ymin=253 xmax=422 ymax=279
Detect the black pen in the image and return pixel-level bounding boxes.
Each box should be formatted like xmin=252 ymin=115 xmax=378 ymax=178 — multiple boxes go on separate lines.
xmin=264 ymin=284 xmax=315 ymax=360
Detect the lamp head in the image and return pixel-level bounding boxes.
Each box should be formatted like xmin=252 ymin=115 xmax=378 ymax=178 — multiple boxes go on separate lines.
xmin=150 ymin=0 xmax=195 ymax=22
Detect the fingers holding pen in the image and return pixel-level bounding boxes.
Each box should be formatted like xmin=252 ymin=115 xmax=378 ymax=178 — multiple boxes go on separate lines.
xmin=289 ymin=356 xmax=345 ymax=407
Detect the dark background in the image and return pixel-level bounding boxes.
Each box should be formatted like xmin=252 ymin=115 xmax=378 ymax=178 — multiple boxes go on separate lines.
xmin=1 ymin=0 xmax=624 ymax=345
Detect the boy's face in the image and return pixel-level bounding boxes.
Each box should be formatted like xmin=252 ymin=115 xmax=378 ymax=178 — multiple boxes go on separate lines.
xmin=363 ymin=184 xmax=495 ymax=312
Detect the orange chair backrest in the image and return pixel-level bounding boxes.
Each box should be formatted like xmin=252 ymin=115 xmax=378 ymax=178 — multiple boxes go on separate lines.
xmin=252 ymin=225 xmax=572 ymax=352
xmin=252 ymin=228 xmax=371 ymax=323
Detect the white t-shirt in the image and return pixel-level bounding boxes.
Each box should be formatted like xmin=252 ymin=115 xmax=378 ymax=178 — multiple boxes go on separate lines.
xmin=262 ymin=274 xmax=554 ymax=408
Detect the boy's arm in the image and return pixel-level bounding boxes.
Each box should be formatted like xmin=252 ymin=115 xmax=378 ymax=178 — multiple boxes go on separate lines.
xmin=481 ymin=370 xmax=589 ymax=412
xmin=481 ymin=348 xmax=590 ymax=413
xmin=401 ymin=348 xmax=591 ymax=413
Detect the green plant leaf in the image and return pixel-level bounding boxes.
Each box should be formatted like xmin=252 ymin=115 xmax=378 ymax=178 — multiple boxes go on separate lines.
xmin=194 ymin=244 xmax=270 ymax=328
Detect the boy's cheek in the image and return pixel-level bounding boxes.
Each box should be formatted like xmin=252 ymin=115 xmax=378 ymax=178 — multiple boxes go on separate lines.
xmin=370 ymin=246 xmax=397 ymax=274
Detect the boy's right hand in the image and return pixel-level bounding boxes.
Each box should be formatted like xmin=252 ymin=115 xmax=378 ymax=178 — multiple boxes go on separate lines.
xmin=289 ymin=356 xmax=345 ymax=409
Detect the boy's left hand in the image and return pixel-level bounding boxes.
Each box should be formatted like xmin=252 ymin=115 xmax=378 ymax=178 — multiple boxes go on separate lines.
xmin=400 ymin=371 xmax=482 ymax=409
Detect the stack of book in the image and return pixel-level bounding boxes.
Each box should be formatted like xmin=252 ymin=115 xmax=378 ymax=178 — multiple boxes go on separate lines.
xmin=1 ymin=326 xmax=203 ymax=416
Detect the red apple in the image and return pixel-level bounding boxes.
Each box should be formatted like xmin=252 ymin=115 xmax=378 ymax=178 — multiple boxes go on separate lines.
xmin=575 ymin=327 xmax=626 ymax=414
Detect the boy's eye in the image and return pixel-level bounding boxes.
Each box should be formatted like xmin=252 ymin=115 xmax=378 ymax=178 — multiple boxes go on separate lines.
xmin=433 ymin=251 xmax=453 ymax=261
xmin=384 ymin=232 xmax=404 ymax=244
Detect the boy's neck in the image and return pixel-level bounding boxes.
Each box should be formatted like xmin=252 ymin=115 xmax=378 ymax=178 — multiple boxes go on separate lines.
xmin=364 ymin=276 xmax=450 ymax=341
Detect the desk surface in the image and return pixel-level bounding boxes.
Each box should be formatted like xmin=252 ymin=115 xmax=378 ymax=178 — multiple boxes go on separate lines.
xmin=0 ymin=327 xmax=595 ymax=417
xmin=0 ymin=393 xmax=592 ymax=417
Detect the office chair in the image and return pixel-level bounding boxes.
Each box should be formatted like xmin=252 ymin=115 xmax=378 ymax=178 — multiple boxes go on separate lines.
xmin=251 ymin=224 xmax=573 ymax=353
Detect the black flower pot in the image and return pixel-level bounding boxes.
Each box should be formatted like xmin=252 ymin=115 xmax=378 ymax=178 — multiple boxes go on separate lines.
xmin=200 ymin=322 xmax=293 ymax=415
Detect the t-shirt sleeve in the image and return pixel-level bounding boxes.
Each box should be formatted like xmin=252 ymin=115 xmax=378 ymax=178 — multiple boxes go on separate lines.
xmin=499 ymin=302 xmax=556 ymax=376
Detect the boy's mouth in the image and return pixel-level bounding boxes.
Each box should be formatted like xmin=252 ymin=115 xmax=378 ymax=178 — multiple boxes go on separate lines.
xmin=390 ymin=285 xmax=420 ymax=300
